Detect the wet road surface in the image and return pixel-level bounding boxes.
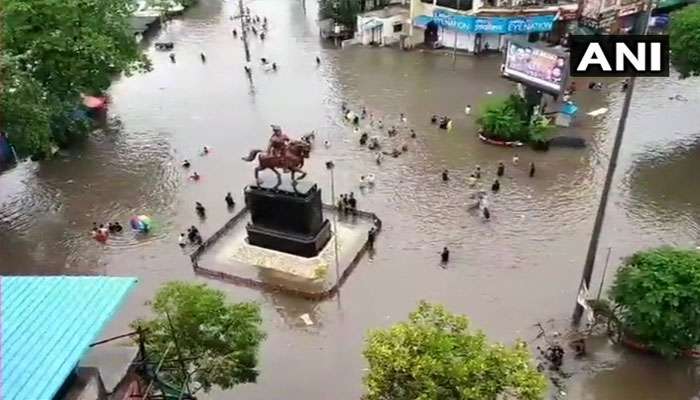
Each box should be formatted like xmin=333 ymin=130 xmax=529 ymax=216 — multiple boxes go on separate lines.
xmin=1 ymin=0 xmax=699 ymax=398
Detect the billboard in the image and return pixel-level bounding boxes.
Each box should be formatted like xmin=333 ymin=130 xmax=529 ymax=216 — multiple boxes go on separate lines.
xmin=502 ymin=41 xmax=568 ymax=94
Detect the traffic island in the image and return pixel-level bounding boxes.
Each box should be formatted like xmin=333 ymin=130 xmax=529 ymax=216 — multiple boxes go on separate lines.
xmin=190 ymin=204 xmax=380 ymax=300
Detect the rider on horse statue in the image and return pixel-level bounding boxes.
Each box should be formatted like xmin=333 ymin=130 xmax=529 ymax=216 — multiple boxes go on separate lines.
xmin=242 ymin=125 xmax=312 ymax=187
xmin=268 ymin=125 xmax=290 ymax=157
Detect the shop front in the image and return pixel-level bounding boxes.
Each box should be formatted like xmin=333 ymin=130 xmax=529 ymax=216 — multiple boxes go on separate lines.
xmin=431 ymin=10 xmax=556 ymax=53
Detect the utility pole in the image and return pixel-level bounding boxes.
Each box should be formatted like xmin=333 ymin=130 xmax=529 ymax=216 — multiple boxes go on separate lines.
xmin=452 ymin=0 xmax=461 ymax=67
xmin=572 ymin=76 xmax=636 ymax=324
xmin=239 ymin=0 xmax=251 ymax=62
xmin=572 ymin=8 xmax=652 ymax=324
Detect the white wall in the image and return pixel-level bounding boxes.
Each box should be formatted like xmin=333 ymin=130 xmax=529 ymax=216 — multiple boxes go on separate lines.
xmin=357 ymin=15 xmax=407 ymax=45
xmin=439 ymin=29 xmax=477 ymax=51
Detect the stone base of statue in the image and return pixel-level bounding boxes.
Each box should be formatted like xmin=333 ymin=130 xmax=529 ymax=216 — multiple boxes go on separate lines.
xmin=245 ymin=178 xmax=331 ymax=258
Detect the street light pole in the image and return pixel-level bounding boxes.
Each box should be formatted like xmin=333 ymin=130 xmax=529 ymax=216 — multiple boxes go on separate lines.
xmin=572 ymin=8 xmax=652 ymax=324
xmin=326 ymin=161 xmax=341 ymax=287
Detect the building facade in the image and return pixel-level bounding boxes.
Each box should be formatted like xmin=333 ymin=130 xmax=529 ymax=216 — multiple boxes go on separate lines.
xmin=356 ymin=4 xmax=411 ymax=46
xmin=578 ymin=0 xmax=647 ymax=34
xmin=409 ymin=0 xmax=578 ymax=52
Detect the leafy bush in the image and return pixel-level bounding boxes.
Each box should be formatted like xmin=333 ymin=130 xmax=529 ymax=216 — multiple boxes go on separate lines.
xmin=670 ymin=4 xmax=700 ymax=78
xmin=529 ymin=115 xmax=555 ymax=145
xmin=132 ymin=282 xmax=265 ymax=393
xmin=363 ymin=301 xmax=546 ymax=400
xmin=476 ymin=96 xmax=527 ymax=141
xmin=610 ymin=248 xmax=700 ymax=356
xmin=477 ymin=94 xmax=558 ymax=146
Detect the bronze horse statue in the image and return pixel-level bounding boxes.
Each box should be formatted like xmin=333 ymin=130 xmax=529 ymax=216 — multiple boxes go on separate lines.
xmin=242 ymin=140 xmax=311 ymax=187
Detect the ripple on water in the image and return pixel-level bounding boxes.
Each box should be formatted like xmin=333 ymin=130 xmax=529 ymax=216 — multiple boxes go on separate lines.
xmin=623 ymin=135 xmax=700 ymax=237
xmin=0 ymin=163 xmax=63 ymax=234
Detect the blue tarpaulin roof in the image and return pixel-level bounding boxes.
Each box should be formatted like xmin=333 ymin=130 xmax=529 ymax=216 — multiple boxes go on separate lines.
xmin=1 ymin=276 xmax=138 ymax=400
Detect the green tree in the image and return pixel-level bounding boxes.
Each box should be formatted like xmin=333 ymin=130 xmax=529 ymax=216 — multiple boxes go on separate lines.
xmin=1 ymin=0 xmax=151 ymax=157
xmin=319 ymin=0 xmax=362 ymax=30
xmin=132 ymin=282 xmax=266 ymax=393
xmin=610 ymin=247 xmax=700 ymax=357
xmin=670 ymin=4 xmax=700 ymax=78
xmin=363 ymin=301 xmax=546 ymax=400
xmin=0 ymin=56 xmax=54 ymax=156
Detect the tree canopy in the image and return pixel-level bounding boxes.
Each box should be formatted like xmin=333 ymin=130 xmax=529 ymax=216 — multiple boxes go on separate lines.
xmin=670 ymin=4 xmax=700 ymax=78
xmin=1 ymin=0 xmax=150 ymax=157
xmin=0 ymin=56 xmax=54 ymax=156
xmin=362 ymin=301 xmax=546 ymax=400
xmin=132 ymin=282 xmax=265 ymax=393
xmin=319 ymin=0 xmax=364 ymax=30
xmin=610 ymin=247 xmax=700 ymax=357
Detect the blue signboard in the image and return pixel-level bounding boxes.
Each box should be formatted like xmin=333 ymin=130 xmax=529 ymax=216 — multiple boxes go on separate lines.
xmin=434 ymin=9 xmax=475 ymax=32
xmin=433 ymin=10 xmax=555 ymax=34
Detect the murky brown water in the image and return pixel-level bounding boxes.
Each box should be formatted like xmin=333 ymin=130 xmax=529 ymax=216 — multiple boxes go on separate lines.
xmin=1 ymin=0 xmax=699 ymax=398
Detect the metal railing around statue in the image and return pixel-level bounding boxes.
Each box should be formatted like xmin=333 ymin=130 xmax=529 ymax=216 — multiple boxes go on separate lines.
xmin=190 ymin=204 xmax=381 ymax=300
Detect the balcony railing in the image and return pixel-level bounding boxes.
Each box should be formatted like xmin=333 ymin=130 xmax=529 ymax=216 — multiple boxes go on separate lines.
xmin=480 ymin=0 xmax=576 ymax=10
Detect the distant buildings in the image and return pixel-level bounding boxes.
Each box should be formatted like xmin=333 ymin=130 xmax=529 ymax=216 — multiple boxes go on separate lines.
xmin=348 ymin=0 xmax=672 ymax=51
xmin=579 ymin=0 xmax=647 ymax=34
xmin=408 ymin=0 xmax=578 ymax=52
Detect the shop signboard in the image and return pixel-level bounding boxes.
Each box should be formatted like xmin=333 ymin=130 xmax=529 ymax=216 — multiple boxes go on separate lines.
xmin=433 ymin=9 xmax=474 ymax=32
xmin=503 ymin=41 xmax=569 ymax=93
xmin=433 ymin=10 xmax=555 ymax=34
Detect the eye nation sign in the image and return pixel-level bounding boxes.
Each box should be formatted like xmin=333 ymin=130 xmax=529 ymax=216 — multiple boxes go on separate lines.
xmin=570 ymin=35 xmax=670 ymax=77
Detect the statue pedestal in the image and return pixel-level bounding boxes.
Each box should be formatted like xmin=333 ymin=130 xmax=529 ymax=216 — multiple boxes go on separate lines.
xmin=245 ymin=178 xmax=331 ymax=258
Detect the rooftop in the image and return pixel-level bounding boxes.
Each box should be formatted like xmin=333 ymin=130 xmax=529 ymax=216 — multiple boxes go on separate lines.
xmin=477 ymin=0 xmax=577 ymax=13
xmin=360 ymin=4 xmax=410 ymax=19
xmin=1 ymin=276 xmax=138 ymax=400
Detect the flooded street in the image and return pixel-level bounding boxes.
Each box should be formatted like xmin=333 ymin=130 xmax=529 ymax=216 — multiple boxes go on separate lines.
xmin=1 ymin=0 xmax=700 ymax=398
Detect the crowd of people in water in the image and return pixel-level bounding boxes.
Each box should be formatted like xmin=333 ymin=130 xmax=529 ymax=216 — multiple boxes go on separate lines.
xmin=165 ymin=9 xmax=279 ymax=77
xmin=337 ymin=192 xmax=358 ymax=215
xmin=336 ymin=97 xmax=548 ymax=265
xmin=95 ymin=6 xmax=557 ymax=266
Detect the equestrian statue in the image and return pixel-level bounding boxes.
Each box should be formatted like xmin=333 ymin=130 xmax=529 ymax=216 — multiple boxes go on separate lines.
xmin=242 ymin=125 xmax=312 ymax=187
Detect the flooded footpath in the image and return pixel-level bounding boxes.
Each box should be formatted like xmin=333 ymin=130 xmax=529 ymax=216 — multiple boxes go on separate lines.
xmin=1 ymin=0 xmax=699 ymax=398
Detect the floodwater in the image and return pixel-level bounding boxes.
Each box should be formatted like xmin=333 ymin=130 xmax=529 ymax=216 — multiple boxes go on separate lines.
xmin=1 ymin=0 xmax=699 ymax=398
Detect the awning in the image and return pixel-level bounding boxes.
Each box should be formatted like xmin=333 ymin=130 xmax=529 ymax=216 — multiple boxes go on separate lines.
xmin=2 ymin=276 xmax=138 ymax=400
xmin=414 ymin=15 xmax=433 ymax=28
xmin=362 ymin=19 xmax=383 ymax=30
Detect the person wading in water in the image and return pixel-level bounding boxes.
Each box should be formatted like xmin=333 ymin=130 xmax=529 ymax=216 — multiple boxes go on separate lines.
xmin=441 ymin=247 xmax=450 ymax=265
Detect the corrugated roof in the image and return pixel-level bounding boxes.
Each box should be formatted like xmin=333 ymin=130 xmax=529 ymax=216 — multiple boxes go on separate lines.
xmin=1 ymin=276 xmax=138 ymax=400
